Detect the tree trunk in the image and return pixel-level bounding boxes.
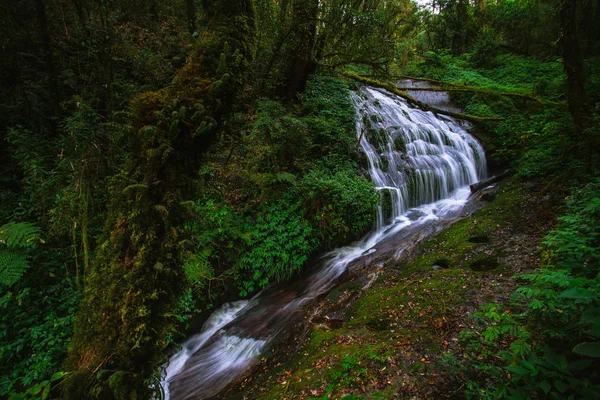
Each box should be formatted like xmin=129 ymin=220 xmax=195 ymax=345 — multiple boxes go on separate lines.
xmin=286 ymin=0 xmax=318 ymax=99
xmin=560 ymin=0 xmax=592 ymax=130
xmin=187 ymin=0 xmax=197 ymax=34
xmin=62 ymin=1 xmax=257 ymax=398
xmin=34 ymin=0 xmax=59 ymax=117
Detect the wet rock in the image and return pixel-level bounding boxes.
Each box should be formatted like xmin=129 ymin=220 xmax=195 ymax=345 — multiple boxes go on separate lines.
xmin=479 ymin=186 xmax=498 ymax=202
xmin=470 ymin=256 xmax=500 ymax=271
xmin=324 ymin=311 xmax=346 ymax=329
xmin=361 ymin=248 xmax=377 ymax=256
xmin=407 ymin=210 xmax=426 ymax=221
xmin=327 ymin=281 xmax=362 ymax=301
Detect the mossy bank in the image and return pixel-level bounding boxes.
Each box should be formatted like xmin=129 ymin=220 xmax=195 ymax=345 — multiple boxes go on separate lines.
xmin=224 ymin=179 xmax=561 ymax=399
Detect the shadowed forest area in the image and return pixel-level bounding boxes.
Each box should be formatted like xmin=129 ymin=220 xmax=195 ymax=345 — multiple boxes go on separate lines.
xmin=1 ymin=0 xmax=599 ymax=399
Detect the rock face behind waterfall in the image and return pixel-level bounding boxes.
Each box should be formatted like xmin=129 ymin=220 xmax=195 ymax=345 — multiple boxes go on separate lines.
xmin=162 ymin=86 xmax=486 ymax=400
xmin=354 ymin=87 xmax=486 ymax=229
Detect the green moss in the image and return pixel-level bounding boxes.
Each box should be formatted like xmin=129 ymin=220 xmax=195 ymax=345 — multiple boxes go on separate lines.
xmin=107 ymin=371 xmax=137 ymax=400
xmin=243 ymin=182 xmax=529 ymax=399
xmin=63 ymin=3 xmax=258 ymax=399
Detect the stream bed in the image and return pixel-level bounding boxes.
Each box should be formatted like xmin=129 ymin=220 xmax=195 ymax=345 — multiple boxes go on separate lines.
xmin=161 ymin=85 xmax=487 ymax=400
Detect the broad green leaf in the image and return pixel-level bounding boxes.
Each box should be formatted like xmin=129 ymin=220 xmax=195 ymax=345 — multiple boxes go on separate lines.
xmin=50 ymin=371 xmax=68 ymax=381
xmin=554 ymin=379 xmax=568 ymax=394
xmin=42 ymin=382 xmax=51 ymax=399
xmin=519 ymin=359 xmax=536 ymax=371
xmin=559 ymin=288 xmax=595 ymax=300
xmin=506 ymin=365 xmax=530 ymax=376
xmin=567 ymin=359 xmax=592 ymax=371
xmin=581 ymin=307 xmax=600 ymax=324
xmin=540 ymin=380 xmax=551 ymax=394
xmin=590 ymin=321 xmax=600 ymax=338
xmin=572 ymin=342 xmax=600 ymax=358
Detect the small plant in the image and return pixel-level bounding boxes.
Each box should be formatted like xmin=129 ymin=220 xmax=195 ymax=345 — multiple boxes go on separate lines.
xmin=460 ymin=179 xmax=600 ymax=399
xmin=0 ymin=222 xmax=42 ymax=286
xmin=8 ymin=371 xmax=68 ymax=400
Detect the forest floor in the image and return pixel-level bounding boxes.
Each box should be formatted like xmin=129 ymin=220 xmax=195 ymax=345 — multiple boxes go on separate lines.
xmin=221 ymin=178 xmax=564 ymax=399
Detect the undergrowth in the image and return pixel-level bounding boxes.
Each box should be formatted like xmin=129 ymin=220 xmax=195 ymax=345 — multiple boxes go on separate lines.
xmin=178 ymin=74 xmax=377 ymax=322
xmin=401 ymin=52 xmax=600 ymax=179
xmin=459 ymin=179 xmax=600 ymax=399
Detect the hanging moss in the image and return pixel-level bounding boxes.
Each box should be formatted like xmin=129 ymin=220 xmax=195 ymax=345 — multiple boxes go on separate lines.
xmin=62 ymin=2 xmax=257 ymax=399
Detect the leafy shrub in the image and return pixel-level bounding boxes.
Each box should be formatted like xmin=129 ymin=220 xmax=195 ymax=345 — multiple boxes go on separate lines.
xmin=494 ymin=109 xmax=579 ymax=178
xmin=300 ymin=75 xmax=357 ymax=157
xmin=459 ymin=179 xmax=600 ymax=399
xmin=470 ymin=31 xmax=502 ymax=69
xmin=299 ymin=167 xmax=378 ymax=246
xmin=0 ymin=260 xmax=78 ymax=397
xmin=234 ymin=198 xmax=316 ymax=296
xmin=0 ymin=222 xmax=42 ymax=287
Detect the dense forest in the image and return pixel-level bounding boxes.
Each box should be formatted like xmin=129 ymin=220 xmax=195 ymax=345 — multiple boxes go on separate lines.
xmin=1 ymin=0 xmax=599 ymax=399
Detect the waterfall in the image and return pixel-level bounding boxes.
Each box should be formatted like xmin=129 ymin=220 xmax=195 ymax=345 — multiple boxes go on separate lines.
xmin=355 ymin=87 xmax=486 ymax=229
xmin=160 ymin=86 xmax=486 ymax=400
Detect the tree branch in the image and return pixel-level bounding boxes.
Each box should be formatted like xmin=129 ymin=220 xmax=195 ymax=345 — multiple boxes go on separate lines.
xmin=344 ymin=72 xmax=505 ymax=124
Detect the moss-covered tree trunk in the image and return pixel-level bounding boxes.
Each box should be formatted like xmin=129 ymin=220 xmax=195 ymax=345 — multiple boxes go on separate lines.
xmin=63 ymin=2 xmax=256 ymax=399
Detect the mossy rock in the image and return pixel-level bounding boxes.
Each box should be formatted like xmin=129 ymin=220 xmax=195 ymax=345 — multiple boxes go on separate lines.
xmin=393 ymin=134 xmax=407 ymax=153
xmin=108 ymin=372 xmax=137 ymax=400
xmin=379 ymin=188 xmax=394 ymax=223
xmin=365 ymin=127 xmax=388 ymax=149
xmin=379 ymin=156 xmax=390 ymax=173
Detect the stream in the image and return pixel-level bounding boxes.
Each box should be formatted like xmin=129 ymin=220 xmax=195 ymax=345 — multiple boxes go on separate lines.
xmin=160 ymin=85 xmax=487 ymax=400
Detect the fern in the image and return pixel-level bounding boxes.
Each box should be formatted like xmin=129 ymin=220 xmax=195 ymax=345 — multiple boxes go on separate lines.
xmin=0 ymin=222 xmax=42 ymax=286
xmin=0 ymin=249 xmax=31 ymax=287
xmin=184 ymin=249 xmax=214 ymax=288
xmin=0 ymin=222 xmax=42 ymax=249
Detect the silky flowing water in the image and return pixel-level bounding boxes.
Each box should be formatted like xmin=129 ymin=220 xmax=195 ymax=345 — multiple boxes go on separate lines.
xmin=161 ymin=86 xmax=487 ymax=400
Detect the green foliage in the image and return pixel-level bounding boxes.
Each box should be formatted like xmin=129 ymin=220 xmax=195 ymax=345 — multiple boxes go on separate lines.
xmin=0 ymin=222 xmax=42 ymax=249
xmin=0 ymin=250 xmax=33 ymax=289
xmin=234 ymin=199 xmax=315 ymax=296
xmin=459 ymin=179 xmax=600 ymax=399
xmin=0 ymin=222 xmax=42 ymax=287
xmin=4 ymin=126 xmax=57 ymax=220
xmin=422 ymin=0 xmax=558 ymax=58
xmin=0 ymin=255 xmax=79 ymax=397
xmin=300 ymin=75 xmax=358 ymax=156
xmin=182 ymin=74 xmax=375 ymax=300
xmin=330 ymin=354 xmax=368 ymax=387
xmin=61 ymin=2 xmax=258 ymax=398
xmin=8 ymin=371 xmax=69 ymax=400
xmin=299 ymin=167 xmax=378 ymax=246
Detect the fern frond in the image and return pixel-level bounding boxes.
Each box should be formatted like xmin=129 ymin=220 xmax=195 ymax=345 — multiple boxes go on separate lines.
xmin=0 ymin=222 xmax=42 ymax=249
xmin=184 ymin=249 xmax=214 ymax=286
xmin=275 ymin=172 xmax=297 ymax=184
xmin=0 ymin=248 xmax=31 ymax=286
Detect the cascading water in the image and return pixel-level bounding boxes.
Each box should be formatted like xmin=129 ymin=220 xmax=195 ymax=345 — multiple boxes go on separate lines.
xmin=161 ymin=86 xmax=487 ymax=400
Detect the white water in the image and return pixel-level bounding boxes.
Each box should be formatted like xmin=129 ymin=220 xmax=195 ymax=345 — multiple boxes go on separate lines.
xmin=161 ymin=86 xmax=486 ymax=400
